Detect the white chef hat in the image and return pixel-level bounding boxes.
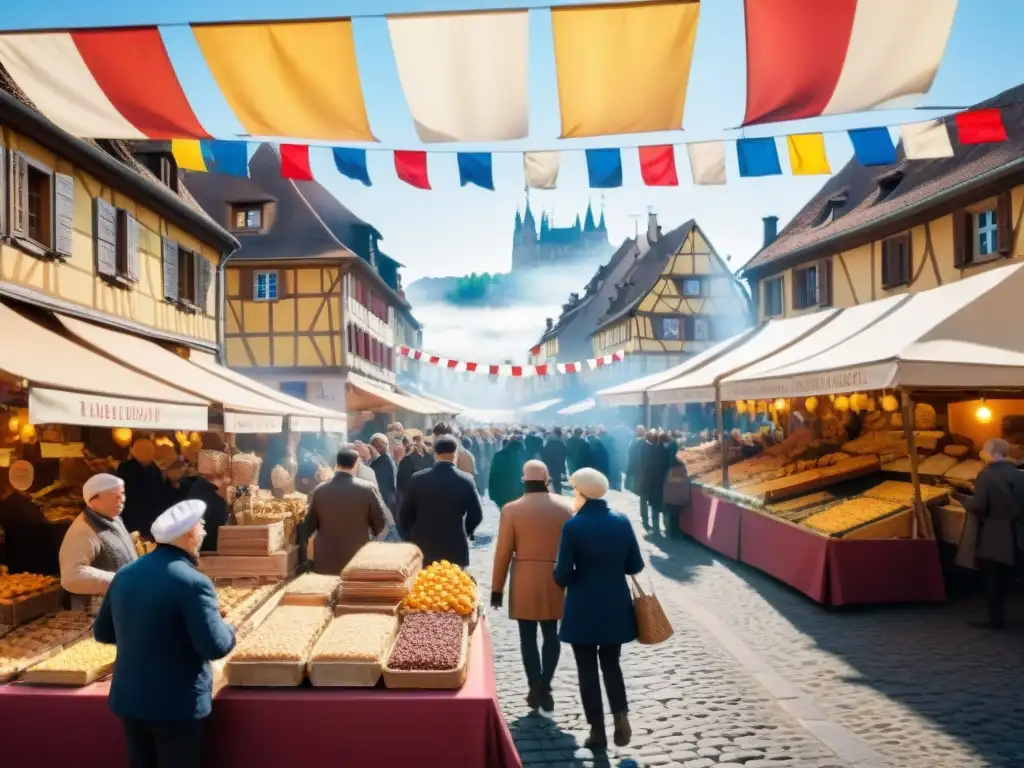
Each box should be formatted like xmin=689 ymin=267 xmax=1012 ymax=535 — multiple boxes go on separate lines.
xmin=83 ymin=473 xmax=124 ymax=502
xmin=570 ymin=468 xmax=609 ymax=500
xmin=151 ymin=499 xmax=207 ymax=544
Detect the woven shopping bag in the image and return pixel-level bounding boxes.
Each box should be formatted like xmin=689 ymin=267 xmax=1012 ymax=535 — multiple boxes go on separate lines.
xmin=630 ymin=575 xmax=673 ymax=645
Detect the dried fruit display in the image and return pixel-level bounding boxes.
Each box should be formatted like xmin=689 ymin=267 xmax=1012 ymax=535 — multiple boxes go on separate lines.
xmin=802 ymin=497 xmax=904 ymax=537
xmin=29 ymin=637 xmax=116 ymax=672
xmin=310 ymin=614 xmax=397 ymax=662
xmin=387 ymin=612 xmax=463 ymax=671
xmin=231 ymin=606 xmax=331 ymax=662
xmin=0 ymin=569 xmax=59 ymax=601
xmin=402 ymin=561 xmax=477 ymax=616
xmin=342 ymin=542 xmax=423 ymax=582
xmin=863 ymin=481 xmax=949 ymax=506
xmin=0 ymin=612 xmax=93 ymax=680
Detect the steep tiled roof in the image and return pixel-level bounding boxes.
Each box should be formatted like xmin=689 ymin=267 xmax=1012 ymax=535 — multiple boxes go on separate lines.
xmin=742 ymin=83 xmax=1024 ymax=276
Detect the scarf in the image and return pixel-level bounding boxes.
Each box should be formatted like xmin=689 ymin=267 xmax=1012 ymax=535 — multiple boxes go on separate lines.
xmin=82 ymin=507 xmax=138 ymax=573
xmin=523 ymin=480 xmax=549 ymax=494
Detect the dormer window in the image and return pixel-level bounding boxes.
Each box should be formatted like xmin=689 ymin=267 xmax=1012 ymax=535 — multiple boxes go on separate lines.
xmin=159 ymin=155 xmax=179 ymax=193
xmin=877 ymin=171 xmax=904 ymax=202
xmin=231 ymin=203 xmax=263 ymax=232
xmin=817 ymin=192 xmax=848 ymax=226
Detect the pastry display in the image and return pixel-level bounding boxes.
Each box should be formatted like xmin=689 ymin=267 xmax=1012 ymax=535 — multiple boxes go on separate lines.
xmin=862 ymin=481 xmax=949 ymax=506
xmin=342 ymin=542 xmax=423 ymax=582
xmin=216 ymin=583 xmax=279 ymax=628
xmin=231 ymin=606 xmax=331 ymax=662
xmin=915 ymin=454 xmax=959 ymax=476
xmin=944 ymin=459 xmax=985 ymax=483
xmin=26 ymin=636 xmax=116 ymax=677
xmin=130 ymin=531 xmax=156 ymax=557
xmin=801 ymin=497 xmax=904 ymax=537
xmin=387 ymin=612 xmax=463 ymax=672
xmin=402 ymin=561 xmax=476 ymax=617
xmin=0 ymin=612 xmax=93 ymax=680
xmin=310 ymin=614 xmax=397 ymax=662
xmin=339 ymin=575 xmax=413 ymax=603
xmin=0 ymin=569 xmax=59 ymax=601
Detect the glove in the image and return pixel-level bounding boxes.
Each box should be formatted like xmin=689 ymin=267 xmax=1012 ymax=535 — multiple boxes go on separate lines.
xmin=490 ymin=591 xmax=503 ymax=610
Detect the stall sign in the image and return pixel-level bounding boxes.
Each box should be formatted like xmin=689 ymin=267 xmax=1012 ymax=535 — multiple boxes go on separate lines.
xmin=288 ymin=416 xmax=322 ymax=433
xmin=223 ymin=412 xmax=284 ymax=434
xmin=40 ymin=442 xmax=85 ymax=459
xmin=322 ymin=417 xmax=347 ymax=434
xmin=0 ymin=448 xmax=12 ymax=468
xmin=29 ymin=388 xmax=209 ymax=431
xmin=9 ymin=460 xmax=34 ymax=491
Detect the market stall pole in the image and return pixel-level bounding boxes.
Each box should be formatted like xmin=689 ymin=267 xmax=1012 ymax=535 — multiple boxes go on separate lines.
xmin=900 ymin=391 xmax=926 ymax=540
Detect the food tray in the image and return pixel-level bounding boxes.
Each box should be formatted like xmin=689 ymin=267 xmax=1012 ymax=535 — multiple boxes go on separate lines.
xmin=944 ymin=459 xmax=985 ymax=483
xmin=308 ymin=617 xmax=398 ymax=688
xmin=200 ymin=546 xmax=298 ymax=579
xmin=915 ymin=454 xmax=959 ymax=477
xmin=862 ymin=481 xmax=950 ymax=507
xmin=801 ymin=497 xmax=905 ymax=538
xmin=217 ymin=522 xmax=285 ymax=556
xmin=335 ymin=601 xmax=401 ymax=617
xmin=21 ymin=664 xmax=113 ymax=686
xmin=338 ymin=575 xmax=414 ymax=602
xmin=342 ymin=542 xmax=423 ymax=583
xmin=741 ymin=456 xmax=879 ymax=503
xmin=280 ymin=574 xmax=340 ymax=608
xmin=226 ymin=661 xmax=306 ymax=687
xmin=382 ymin=622 xmax=469 ymax=690
xmin=0 ymin=588 xmax=63 ymax=629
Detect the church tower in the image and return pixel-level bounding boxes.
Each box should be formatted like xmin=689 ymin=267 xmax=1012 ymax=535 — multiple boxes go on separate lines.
xmin=512 ymin=198 xmax=538 ymax=271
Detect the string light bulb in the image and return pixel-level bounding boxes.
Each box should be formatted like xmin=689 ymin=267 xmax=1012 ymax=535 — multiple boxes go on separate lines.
xmin=976 ymin=400 xmax=993 ymax=424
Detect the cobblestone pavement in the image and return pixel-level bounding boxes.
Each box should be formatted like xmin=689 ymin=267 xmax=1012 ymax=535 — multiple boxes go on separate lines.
xmin=465 ymin=493 xmax=849 ymax=768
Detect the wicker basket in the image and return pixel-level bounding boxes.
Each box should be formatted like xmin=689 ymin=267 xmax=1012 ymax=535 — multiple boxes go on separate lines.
xmin=226 ymin=660 xmax=306 ymax=687
xmin=334 ymin=600 xmax=402 ymax=617
xmin=231 ymin=453 xmax=262 ymax=486
xmin=338 ymin=575 xmax=414 ymax=602
xmin=0 ymin=588 xmax=63 ymax=629
xmin=307 ymin=624 xmax=397 ymax=688
xmin=199 ymin=450 xmax=230 ymax=477
xmin=382 ymin=622 xmax=469 ymax=690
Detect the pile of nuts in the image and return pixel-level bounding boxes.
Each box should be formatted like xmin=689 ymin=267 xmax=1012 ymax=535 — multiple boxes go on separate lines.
xmin=232 ymin=606 xmax=331 ymax=662
xmin=31 ymin=637 xmax=116 ymax=672
xmin=387 ymin=612 xmax=463 ymax=671
xmin=285 ymin=573 xmax=341 ymax=600
xmin=310 ymin=614 xmax=397 ymax=663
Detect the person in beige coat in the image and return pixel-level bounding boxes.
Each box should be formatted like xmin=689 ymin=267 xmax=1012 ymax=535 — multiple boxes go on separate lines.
xmin=491 ymin=460 xmax=572 ymax=712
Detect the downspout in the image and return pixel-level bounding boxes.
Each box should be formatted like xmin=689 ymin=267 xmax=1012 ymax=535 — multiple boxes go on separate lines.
xmin=216 ymin=247 xmax=240 ymax=364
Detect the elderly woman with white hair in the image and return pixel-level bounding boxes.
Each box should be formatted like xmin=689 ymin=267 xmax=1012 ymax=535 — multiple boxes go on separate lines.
xmin=554 ymin=467 xmax=644 ymax=751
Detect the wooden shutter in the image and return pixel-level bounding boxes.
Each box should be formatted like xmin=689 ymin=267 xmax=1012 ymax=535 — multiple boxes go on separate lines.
xmin=276 ymin=270 xmax=290 ymax=300
xmin=817 ymin=258 xmax=833 ymax=306
xmin=902 ymin=232 xmax=914 ymax=283
xmin=197 ymin=256 xmax=213 ymax=313
xmin=238 ymin=267 xmax=254 ymax=300
xmin=53 ymin=173 xmax=74 ymax=259
xmin=0 ymin=147 xmax=6 ymax=236
xmin=9 ymin=153 xmax=27 ymax=239
xmin=162 ymin=237 xmax=179 ymax=302
xmin=952 ymin=210 xmax=970 ymax=268
xmin=997 ymin=191 xmax=1014 ymax=256
xmin=116 ymin=210 xmax=140 ymax=282
xmin=93 ymin=198 xmax=117 ymax=279
xmin=682 ymin=315 xmax=695 ymax=341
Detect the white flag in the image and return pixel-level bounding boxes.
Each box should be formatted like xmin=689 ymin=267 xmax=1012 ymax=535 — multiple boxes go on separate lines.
xmin=687 ymin=141 xmax=726 ymax=185
xmin=524 ymin=151 xmax=560 ymax=190
xmin=899 ymin=120 xmax=954 ymax=160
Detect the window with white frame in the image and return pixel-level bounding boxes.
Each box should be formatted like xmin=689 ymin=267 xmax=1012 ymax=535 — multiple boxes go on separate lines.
xmin=976 ymin=209 xmax=998 ymax=257
xmin=254 ymin=270 xmax=278 ymax=301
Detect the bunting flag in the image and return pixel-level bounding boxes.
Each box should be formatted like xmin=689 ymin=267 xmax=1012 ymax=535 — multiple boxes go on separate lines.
xmin=394 ymin=150 xmax=431 ymax=189
xmin=193 ymin=20 xmax=374 ymax=142
xmin=687 ymin=142 xmax=727 ymax=185
xmin=397 ymin=345 xmax=625 ymax=376
xmin=848 ymin=127 xmax=897 ymax=166
xmin=171 ymin=139 xmax=207 ymax=172
xmin=456 ymin=153 xmax=494 ymax=190
xmin=205 ymin=140 xmax=249 ymax=177
xmin=280 ymin=144 xmax=314 ymax=181
xmin=552 ymin=0 xmax=700 ymax=138
xmin=786 ymin=133 xmax=831 ymax=175
xmin=585 ymin=148 xmax=623 ymax=189
xmin=900 ymin=120 xmax=955 ymax=159
xmin=523 ymin=151 xmax=560 ymax=190
xmin=388 ymin=10 xmax=529 ymax=143
xmin=333 ymin=147 xmax=372 ymax=186
xmin=736 ymin=138 xmax=782 ymax=178
xmin=638 ymin=145 xmax=679 ymax=187
xmin=743 ymin=0 xmax=958 ymax=125
xmin=955 ymin=108 xmax=1008 ymax=145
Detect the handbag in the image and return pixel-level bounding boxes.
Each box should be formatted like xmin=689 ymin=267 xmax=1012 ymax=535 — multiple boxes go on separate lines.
xmin=663 ymin=466 xmax=690 ymax=507
xmin=630 ymin=575 xmax=673 ymax=645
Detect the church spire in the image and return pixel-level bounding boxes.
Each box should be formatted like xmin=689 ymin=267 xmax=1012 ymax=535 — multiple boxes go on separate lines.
xmin=574 ymin=213 xmax=581 ymax=231
xmin=584 ymin=202 xmax=596 ymax=232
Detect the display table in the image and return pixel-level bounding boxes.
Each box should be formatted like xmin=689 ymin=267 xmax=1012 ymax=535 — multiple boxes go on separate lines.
xmin=0 ymin=618 xmax=521 ymax=768
xmin=686 ymin=486 xmax=946 ymax=606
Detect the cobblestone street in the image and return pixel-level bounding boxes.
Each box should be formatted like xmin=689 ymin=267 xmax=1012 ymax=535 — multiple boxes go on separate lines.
xmin=466 ymin=490 xmax=1024 ymax=768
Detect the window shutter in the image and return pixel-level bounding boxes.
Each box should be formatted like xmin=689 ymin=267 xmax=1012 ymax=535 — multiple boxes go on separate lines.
xmin=997 ymin=191 xmax=1014 ymax=257
xmin=93 ymin=199 xmax=117 ymax=279
xmin=952 ymin=210 xmax=970 ymax=268
xmin=197 ymin=256 xmax=213 ymax=313
xmin=880 ymin=240 xmax=890 ymax=287
xmin=682 ymin=315 xmax=695 ymax=341
xmin=116 ymin=210 xmax=140 ymax=282
xmin=0 ymin=147 xmax=6 ymax=236
xmin=53 ymin=173 xmax=74 ymax=259
xmin=276 ymin=270 xmax=290 ymax=300
xmin=238 ymin=267 xmax=254 ymax=300
xmin=902 ymin=232 xmax=914 ymax=282
xmin=162 ymin=237 xmax=179 ymax=302
xmin=817 ymin=258 xmax=833 ymax=307
xmin=9 ymin=153 xmax=27 ymax=239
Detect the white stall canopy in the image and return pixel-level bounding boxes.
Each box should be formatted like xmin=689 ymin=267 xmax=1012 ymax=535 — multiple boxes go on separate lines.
xmin=558 ymin=398 xmax=596 ymax=416
xmin=719 ymin=295 xmax=909 ymax=401
xmin=595 ymin=327 xmax=759 ymax=406
xmin=648 ymin=310 xmax=839 ymax=405
xmin=722 ymin=263 xmax=1024 ymax=398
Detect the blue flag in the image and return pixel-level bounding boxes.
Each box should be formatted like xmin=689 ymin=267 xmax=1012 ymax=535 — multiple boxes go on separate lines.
xmin=736 ymin=138 xmax=782 ymax=178
xmin=586 ymin=148 xmax=623 ymax=189
xmin=207 ymin=140 xmax=249 ymax=177
xmin=848 ymin=127 xmax=897 ymax=166
xmin=332 ymin=147 xmax=371 ymax=186
xmin=457 ymin=153 xmax=494 ymax=190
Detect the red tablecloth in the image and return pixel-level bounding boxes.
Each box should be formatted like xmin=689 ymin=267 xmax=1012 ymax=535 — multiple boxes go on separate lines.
xmin=0 ymin=618 xmax=521 ymax=768
xmin=739 ymin=507 xmax=828 ymax=603
xmin=827 ymin=539 xmax=946 ymax=606
xmin=688 ymin=487 xmax=741 ymax=559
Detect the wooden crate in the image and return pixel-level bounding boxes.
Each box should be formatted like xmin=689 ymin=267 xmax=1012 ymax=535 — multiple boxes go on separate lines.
xmin=0 ymin=588 xmax=63 ymax=630
xmin=200 ymin=546 xmax=298 ymax=579
xmin=226 ymin=660 xmax=306 ymax=687
xmin=217 ymin=522 xmax=285 ymax=556
xmin=334 ymin=600 xmax=401 ymax=617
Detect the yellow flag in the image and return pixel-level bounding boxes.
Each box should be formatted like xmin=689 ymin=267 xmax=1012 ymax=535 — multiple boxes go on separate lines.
xmin=552 ymin=1 xmax=700 ymax=138
xmin=171 ymin=139 xmax=207 ymax=172
xmin=786 ymin=133 xmax=831 ymax=175
xmin=193 ymin=20 xmax=374 ymax=141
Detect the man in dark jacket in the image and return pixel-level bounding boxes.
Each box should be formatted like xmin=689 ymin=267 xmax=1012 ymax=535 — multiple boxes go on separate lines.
xmin=399 ymin=435 xmax=483 ymax=566
xmin=95 ymin=499 xmax=235 ymax=767
xmin=625 ymin=426 xmax=647 ymax=493
xmin=964 ymin=438 xmax=1024 ymax=629
xmin=638 ymin=431 xmax=671 ymax=534
xmin=566 ymin=428 xmax=586 ymax=474
xmin=116 ymin=440 xmax=165 ymax=538
xmin=489 ymin=436 xmax=527 ymax=510
xmin=588 ymin=433 xmax=611 ymax=478
xmin=369 ymin=433 xmax=398 ymax=512
xmin=541 ymin=428 xmax=568 ymax=493
xmin=186 ymin=470 xmax=230 ymax=553
xmin=525 ymin=431 xmax=544 ymax=461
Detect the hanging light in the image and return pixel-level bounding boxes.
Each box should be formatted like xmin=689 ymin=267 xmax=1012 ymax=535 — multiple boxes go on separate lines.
xmin=976 ymin=399 xmax=993 ymax=424
xmin=112 ymin=428 xmax=134 ymax=447
xmin=7 ymin=415 xmax=19 ymax=433
xmin=774 ymin=398 xmax=788 ymax=412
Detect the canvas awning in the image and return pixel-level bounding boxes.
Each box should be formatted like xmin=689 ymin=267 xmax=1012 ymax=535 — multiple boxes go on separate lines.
xmin=56 ymin=314 xmax=292 ymax=433
xmin=347 ymin=372 xmax=440 ymax=415
xmin=518 ymin=398 xmax=563 ymax=416
xmin=0 ymin=303 xmax=208 ymax=430
xmin=558 ymin=398 xmax=596 ymax=416
xmin=596 ymin=328 xmax=759 ymax=406
xmin=723 ymin=263 xmax=1024 ymax=398
xmin=411 ymin=391 xmax=466 ymax=415
xmin=648 ymin=310 xmax=840 ymax=405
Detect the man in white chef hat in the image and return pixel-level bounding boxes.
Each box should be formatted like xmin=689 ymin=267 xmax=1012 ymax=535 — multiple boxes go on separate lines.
xmin=59 ymin=473 xmax=137 ymax=611
xmin=95 ymin=499 xmax=235 ymax=765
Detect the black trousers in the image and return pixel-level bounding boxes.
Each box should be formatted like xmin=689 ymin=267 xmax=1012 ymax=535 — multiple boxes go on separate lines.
xmin=982 ymin=557 xmax=1016 ymax=627
xmin=123 ymin=717 xmax=203 ymax=768
xmin=639 ymin=493 xmax=663 ymax=530
xmin=518 ymin=619 xmax=560 ymax=691
xmin=572 ymin=643 xmax=628 ymax=726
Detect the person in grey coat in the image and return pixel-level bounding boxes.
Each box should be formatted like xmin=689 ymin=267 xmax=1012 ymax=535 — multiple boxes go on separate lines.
xmin=963 ymin=438 xmax=1024 ymax=629
xmin=298 ymin=445 xmax=388 ymax=575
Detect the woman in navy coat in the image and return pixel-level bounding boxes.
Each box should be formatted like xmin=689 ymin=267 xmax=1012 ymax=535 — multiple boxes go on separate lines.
xmin=554 ymin=468 xmax=644 ymax=751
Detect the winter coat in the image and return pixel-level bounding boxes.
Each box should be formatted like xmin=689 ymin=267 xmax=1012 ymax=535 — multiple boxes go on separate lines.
xmin=488 ymin=443 xmax=526 ymax=510
xmin=965 ymin=460 xmax=1024 ymax=566
xmin=399 ymin=462 xmax=483 ymax=567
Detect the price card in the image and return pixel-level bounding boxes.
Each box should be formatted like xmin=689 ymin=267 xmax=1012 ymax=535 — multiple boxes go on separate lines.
xmin=40 ymin=442 xmax=85 ymax=459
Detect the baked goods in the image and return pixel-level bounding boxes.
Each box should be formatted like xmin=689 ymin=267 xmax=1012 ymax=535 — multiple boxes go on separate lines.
xmin=310 ymin=614 xmax=397 ymax=662
xmin=944 ymin=459 xmax=985 ymax=483
xmin=802 ymin=497 xmax=904 ymax=537
xmin=216 ymin=583 xmax=279 ymax=628
xmin=915 ymin=454 xmax=959 ymax=476
xmin=862 ymin=481 xmax=949 ymax=506
xmin=387 ymin=612 xmax=463 ymax=671
xmin=342 ymin=542 xmax=423 ymax=582
xmin=0 ymin=569 xmax=59 ymax=601
xmin=231 ymin=606 xmax=331 ymax=662
xmin=402 ymin=561 xmax=477 ymax=616
xmin=944 ymin=444 xmax=970 ymax=458
xmin=915 ymin=403 xmax=937 ymax=430
xmin=285 ymin=573 xmax=340 ymax=601
xmin=0 ymin=612 xmax=93 ymax=680
xmin=130 ymin=531 xmax=156 ymax=557
xmin=820 ymin=416 xmax=848 ymax=445
xmin=29 ymin=637 xmax=115 ymax=672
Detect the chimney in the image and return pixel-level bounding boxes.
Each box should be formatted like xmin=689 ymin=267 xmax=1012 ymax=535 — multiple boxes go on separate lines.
xmin=762 ymin=216 xmax=779 ymax=248
xmin=545 ymin=317 xmax=554 ymax=331
xmin=647 ymin=211 xmax=659 ymax=243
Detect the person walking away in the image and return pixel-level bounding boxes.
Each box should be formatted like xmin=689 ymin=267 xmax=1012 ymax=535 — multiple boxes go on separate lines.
xmin=298 ymin=445 xmax=388 ymax=575
xmin=524 ymin=431 xmax=544 ymax=461
xmin=59 ymin=474 xmax=137 ymax=611
xmin=961 ymin=438 xmax=1024 ymax=629
xmin=186 ymin=468 xmax=230 ymax=553
xmin=95 ymin=499 xmax=235 ymax=767
xmin=566 ymin=428 xmax=586 ymax=474
xmin=397 ymin=435 xmax=428 ymax=505
xmin=588 ymin=432 xmax=611 ymax=480
xmin=555 ymin=468 xmax=643 ymax=749
xmin=638 ymin=431 xmax=671 ymax=534
xmin=599 ymin=428 xmax=621 ymax=491
xmin=491 ymin=460 xmax=572 ymax=712
xmin=457 ymin=436 xmax=478 ymax=483
xmin=661 ymin=438 xmax=690 ymax=540
xmin=399 ymin=435 xmax=483 ymax=567
xmin=542 ymin=428 xmax=568 ymax=494
xmin=369 ymin=433 xmax=399 ymax=512
xmin=625 ymin=426 xmax=646 ymax=493
xmin=489 ymin=436 xmax=527 ymax=510
xmin=116 ymin=439 xmax=165 ymax=539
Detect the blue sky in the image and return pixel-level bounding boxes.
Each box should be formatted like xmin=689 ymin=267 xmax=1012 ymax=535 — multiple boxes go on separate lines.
xmin=3 ymin=0 xmax=1023 ymax=284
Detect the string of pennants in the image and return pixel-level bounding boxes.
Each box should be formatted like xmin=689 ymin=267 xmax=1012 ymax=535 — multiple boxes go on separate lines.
xmin=171 ymin=108 xmax=1009 ymax=191
xmin=397 ymin=346 xmax=625 ymax=376
xmin=0 ymin=0 xmax=964 ymax=145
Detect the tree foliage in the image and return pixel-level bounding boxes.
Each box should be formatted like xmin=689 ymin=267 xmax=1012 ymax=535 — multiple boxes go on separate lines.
xmin=444 ymin=272 xmax=505 ymax=305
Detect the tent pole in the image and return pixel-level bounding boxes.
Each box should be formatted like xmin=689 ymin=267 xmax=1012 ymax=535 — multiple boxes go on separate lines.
xmin=717 ymin=384 xmax=729 ymax=489
xmin=644 ymin=393 xmax=651 ymax=428
xmin=900 ymin=389 xmax=925 ymax=539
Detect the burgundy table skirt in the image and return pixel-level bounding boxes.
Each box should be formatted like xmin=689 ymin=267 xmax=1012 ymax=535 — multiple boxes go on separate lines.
xmin=685 ymin=487 xmax=947 ymax=606
xmin=0 ymin=618 xmax=521 ymax=768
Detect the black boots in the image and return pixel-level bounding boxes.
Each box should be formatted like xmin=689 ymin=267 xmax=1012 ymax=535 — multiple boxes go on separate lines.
xmin=584 ymin=724 xmax=607 ymax=749
xmin=613 ymin=712 xmax=632 ymax=747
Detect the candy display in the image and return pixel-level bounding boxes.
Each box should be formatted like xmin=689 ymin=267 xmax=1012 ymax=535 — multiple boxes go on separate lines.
xmin=231 ymin=606 xmax=332 ymax=662
xmin=387 ymin=612 xmax=463 ymax=672
xmin=343 ymin=542 xmax=423 ymax=582
xmin=0 ymin=612 xmax=93 ymax=681
xmin=402 ymin=561 xmax=477 ymax=617
xmin=310 ymin=614 xmax=397 ymax=663
xmin=0 ymin=569 xmax=59 ymax=601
